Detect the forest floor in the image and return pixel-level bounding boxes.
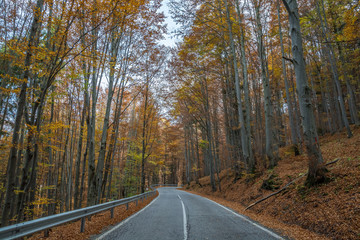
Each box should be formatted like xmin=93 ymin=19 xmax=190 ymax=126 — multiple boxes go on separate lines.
xmin=184 ymin=126 xmax=360 ymax=240
xmin=28 ymin=192 xmax=158 ymax=240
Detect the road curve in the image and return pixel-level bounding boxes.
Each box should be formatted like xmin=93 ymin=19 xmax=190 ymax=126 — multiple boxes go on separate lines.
xmin=96 ymin=187 xmax=283 ymax=240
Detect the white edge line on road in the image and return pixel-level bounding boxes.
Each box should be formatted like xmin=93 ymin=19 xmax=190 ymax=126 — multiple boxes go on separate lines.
xmin=178 ymin=194 xmax=188 ymax=240
xmin=204 ymin=197 xmax=283 ymax=240
xmin=96 ymin=193 xmax=160 ymax=240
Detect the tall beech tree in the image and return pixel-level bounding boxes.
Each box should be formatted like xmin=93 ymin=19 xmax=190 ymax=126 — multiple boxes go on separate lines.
xmin=281 ymin=0 xmax=326 ymax=185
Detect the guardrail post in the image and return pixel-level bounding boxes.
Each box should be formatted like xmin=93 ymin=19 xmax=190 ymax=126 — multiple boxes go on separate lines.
xmin=136 ymin=199 xmax=138 ymax=206
xmin=80 ymin=217 xmax=85 ymax=233
xmin=110 ymin=208 xmax=114 ymax=218
xmin=126 ymin=203 xmax=129 ymax=210
xmin=44 ymin=229 xmax=49 ymax=237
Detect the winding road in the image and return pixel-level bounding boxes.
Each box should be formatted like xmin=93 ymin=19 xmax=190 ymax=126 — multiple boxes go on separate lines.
xmin=96 ymin=187 xmax=283 ymax=240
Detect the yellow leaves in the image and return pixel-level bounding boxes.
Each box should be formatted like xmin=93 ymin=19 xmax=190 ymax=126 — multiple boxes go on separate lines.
xmin=14 ymin=189 xmax=25 ymax=195
xmin=31 ymin=197 xmax=53 ymax=206
xmin=41 ymin=185 xmax=56 ymax=190
xmin=38 ymin=162 xmax=55 ymax=169
xmin=148 ymin=160 xmax=157 ymax=165
xmin=0 ymin=181 xmax=5 ymax=193
xmin=199 ymin=139 xmax=209 ymax=149
xmin=192 ymin=166 xmax=200 ymax=172
xmin=0 ymin=86 xmax=20 ymax=95
xmin=336 ymin=4 xmax=360 ymax=42
xmin=42 ymin=122 xmax=70 ymax=133
xmin=119 ymin=137 xmax=128 ymax=141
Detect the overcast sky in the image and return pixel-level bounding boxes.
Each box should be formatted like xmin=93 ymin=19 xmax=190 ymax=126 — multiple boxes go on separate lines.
xmin=158 ymin=0 xmax=179 ymax=47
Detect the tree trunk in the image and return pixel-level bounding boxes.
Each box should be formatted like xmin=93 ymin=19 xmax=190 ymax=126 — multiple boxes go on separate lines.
xmin=202 ymin=76 xmax=216 ymax=192
xmin=73 ymin=85 xmax=88 ymax=209
xmin=46 ymin=94 xmax=56 ymax=215
xmin=1 ymin=0 xmax=44 ymax=226
xmin=102 ymin=78 xmax=126 ymax=199
xmin=282 ymin=0 xmax=326 ymax=186
xmin=235 ymin=0 xmax=253 ymax=163
xmin=337 ymin=44 xmax=359 ymax=126
xmin=141 ymin=80 xmax=149 ymax=193
xmin=87 ymin=0 xmax=100 ymax=207
xmin=224 ymin=0 xmax=252 ymax=171
xmin=316 ymin=0 xmax=352 ymax=137
xmin=254 ymin=0 xmax=277 ymax=167
xmin=277 ymin=0 xmax=298 ymax=146
xmin=96 ymin=28 xmax=121 ymax=203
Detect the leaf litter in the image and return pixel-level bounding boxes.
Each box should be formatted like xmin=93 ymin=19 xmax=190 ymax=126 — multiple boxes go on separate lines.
xmin=184 ymin=126 xmax=360 ymax=240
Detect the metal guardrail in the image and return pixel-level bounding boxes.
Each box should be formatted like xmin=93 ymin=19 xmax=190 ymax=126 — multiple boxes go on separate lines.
xmin=0 ymin=184 xmax=180 ymax=239
xmin=0 ymin=190 xmax=157 ymax=239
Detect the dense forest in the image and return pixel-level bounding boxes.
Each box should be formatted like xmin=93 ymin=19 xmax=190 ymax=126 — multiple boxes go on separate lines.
xmin=0 ymin=0 xmax=359 ymax=227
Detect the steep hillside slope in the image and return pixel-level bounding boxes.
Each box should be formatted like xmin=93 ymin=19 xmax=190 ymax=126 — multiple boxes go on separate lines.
xmin=186 ymin=127 xmax=360 ymax=239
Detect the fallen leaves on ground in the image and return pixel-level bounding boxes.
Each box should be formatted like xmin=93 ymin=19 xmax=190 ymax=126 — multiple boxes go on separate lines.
xmin=185 ymin=126 xmax=360 ymax=240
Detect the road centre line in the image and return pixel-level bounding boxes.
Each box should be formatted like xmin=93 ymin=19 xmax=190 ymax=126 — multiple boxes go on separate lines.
xmin=178 ymin=194 xmax=188 ymax=240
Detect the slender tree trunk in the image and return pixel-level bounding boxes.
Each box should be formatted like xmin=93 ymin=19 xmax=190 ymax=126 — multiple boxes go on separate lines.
xmin=141 ymin=80 xmax=149 ymax=193
xmin=73 ymin=84 xmax=88 ymax=209
xmin=87 ymin=0 xmax=100 ymax=207
xmin=0 ymin=95 xmax=10 ymax=138
xmin=102 ymin=79 xmax=126 ymax=199
xmin=201 ymin=76 xmax=216 ymax=192
xmin=337 ymin=45 xmax=359 ymax=126
xmin=235 ymin=0 xmax=253 ymax=162
xmin=316 ymin=1 xmax=352 ymax=137
xmin=212 ymin=97 xmax=221 ymax=191
xmin=224 ymin=0 xmax=252 ymax=171
xmin=46 ymin=94 xmax=56 ymax=215
xmin=184 ymin=125 xmax=190 ymax=185
xmin=277 ymin=0 xmax=298 ymax=146
xmin=79 ymin=110 xmax=90 ymax=209
xmin=319 ymin=73 xmax=333 ymax=133
xmin=1 ymin=0 xmax=44 ymax=226
xmin=66 ymin=126 xmax=75 ymax=211
xmin=96 ymin=29 xmax=120 ymax=203
xmin=254 ymin=1 xmax=277 ymax=167
xmin=9 ymin=121 xmax=25 ymax=221
xmin=282 ymin=0 xmax=326 ymax=186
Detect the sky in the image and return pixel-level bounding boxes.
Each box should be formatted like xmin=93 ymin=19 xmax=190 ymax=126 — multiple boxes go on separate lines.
xmin=158 ymin=0 xmax=179 ymax=47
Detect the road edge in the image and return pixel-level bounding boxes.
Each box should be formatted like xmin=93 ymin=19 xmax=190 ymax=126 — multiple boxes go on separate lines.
xmin=178 ymin=189 xmax=286 ymax=240
xmin=95 ymin=191 xmax=160 ymax=240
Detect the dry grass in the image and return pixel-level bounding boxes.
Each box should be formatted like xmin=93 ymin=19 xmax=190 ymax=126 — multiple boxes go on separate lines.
xmin=185 ymin=126 xmax=360 ymax=240
xmin=28 ymin=192 xmax=159 ymax=240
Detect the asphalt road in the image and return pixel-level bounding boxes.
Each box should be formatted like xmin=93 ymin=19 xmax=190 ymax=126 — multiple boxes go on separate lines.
xmin=96 ymin=187 xmax=283 ymax=240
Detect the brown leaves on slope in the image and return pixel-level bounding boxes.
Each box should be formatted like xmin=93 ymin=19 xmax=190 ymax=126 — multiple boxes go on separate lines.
xmin=186 ymin=126 xmax=360 ymax=240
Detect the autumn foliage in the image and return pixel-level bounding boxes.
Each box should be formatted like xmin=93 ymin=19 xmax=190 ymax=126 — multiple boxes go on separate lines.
xmin=0 ymin=0 xmax=359 ymax=237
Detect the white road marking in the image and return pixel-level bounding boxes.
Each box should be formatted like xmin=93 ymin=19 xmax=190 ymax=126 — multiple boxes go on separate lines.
xmin=203 ymin=196 xmax=283 ymax=239
xmin=96 ymin=193 xmax=160 ymax=240
xmin=178 ymin=194 xmax=188 ymax=240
